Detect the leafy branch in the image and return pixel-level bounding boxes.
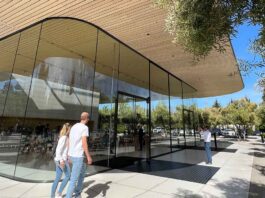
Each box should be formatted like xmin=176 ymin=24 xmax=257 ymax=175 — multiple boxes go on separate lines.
xmin=154 ymin=0 xmax=265 ymax=86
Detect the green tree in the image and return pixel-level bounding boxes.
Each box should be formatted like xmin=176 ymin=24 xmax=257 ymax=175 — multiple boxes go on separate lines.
xmin=224 ymin=98 xmax=257 ymax=139
xmin=208 ymin=107 xmax=223 ymax=128
xmin=256 ymin=104 xmax=265 ymax=131
xmin=98 ymin=105 xmax=113 ymax=130
xmin=197 ymin=108 xmax=210 ymax=127
xmin=212 ymin=100 xmax=221 ymax=108
xmin=152 ymin=102 xmax=170 ymax=129
xmin=154 ymin=0 xmax=265 ymax=87
xmin=262 ymin=88 xmax=265 ymax=104
xmin=196 ymin=107 xmax=224 ymax=129
xmin=135 ymin=104 xmax=147 ymax=125
xmin=171 ymin=106 xmax=183 ymax=130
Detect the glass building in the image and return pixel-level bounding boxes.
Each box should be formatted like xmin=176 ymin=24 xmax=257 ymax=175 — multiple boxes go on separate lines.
xmin=0 ymin=17 xmax=233 ymax=182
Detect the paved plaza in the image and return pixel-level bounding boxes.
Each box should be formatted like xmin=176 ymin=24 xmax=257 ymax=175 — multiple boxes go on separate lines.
xmin=0 ymin=136 xmax=264 ymax=198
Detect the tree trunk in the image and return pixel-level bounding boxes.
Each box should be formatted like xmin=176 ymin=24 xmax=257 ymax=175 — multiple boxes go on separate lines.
xmin=236 ymin=124 xmax=241 ymax=141
xmin=243 ymin=126 xmax=246 ymax=140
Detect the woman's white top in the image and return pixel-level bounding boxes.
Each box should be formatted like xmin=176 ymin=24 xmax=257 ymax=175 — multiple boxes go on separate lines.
xmin=54 ymin=135 xmax=68 ymax=162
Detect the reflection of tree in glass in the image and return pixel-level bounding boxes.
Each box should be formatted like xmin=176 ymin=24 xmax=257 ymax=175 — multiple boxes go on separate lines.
xmin=152 ymin=102 xmax=170 ymax=130
xmin=171 ymin=106 xmax=183 ymax=130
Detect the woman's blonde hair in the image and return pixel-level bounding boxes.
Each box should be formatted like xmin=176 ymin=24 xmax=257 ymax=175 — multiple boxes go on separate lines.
xmin=59 ymin=123 xmax=71 ymax=137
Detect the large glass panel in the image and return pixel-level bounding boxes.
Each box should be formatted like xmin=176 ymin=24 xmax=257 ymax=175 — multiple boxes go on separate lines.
xmin=0 ymin=34 xmax=20 ymax=177
xmin=4 ymin=25 xmax=41 ymax=118
xmin=182 ymin=82 xmax=196 ymax=147
xmin=192 ymin=104 xmax=201 ymax=146
xmin=14 ymin=19 xmax=97 ymax=181
xmin=3 ymin=25 xmax=41 ymax=178
xmin=118 ymin=44 xmax=149 ymax=98
xmin=183 ymin=109 xmax=196 ymax=147
xmin=116 ymin=94 xmax=135 ymax=158
xmin=115 ymin=93 xmax=149 ymax=160
xmin=115 ymin=44 xmax=150 ymax=161
xmin=150 ymin=64 xmax=170 ymax=157
xmin=91 ymin=31 xmax=119 ymax=171
xmin=169 ymin=75 xmax=184 ymax=150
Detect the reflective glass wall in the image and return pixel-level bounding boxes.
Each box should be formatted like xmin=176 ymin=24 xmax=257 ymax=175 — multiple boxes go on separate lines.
xmin=183 ymin=83 xmax=197 ymax=147
xmin=150 ymin=64 xmax=170 ymax=157
xmin=115 ymin=44 xmax=149 ymax=159
xmin=0 ymin=18 xmax=197 ymax=181
xmin=169 ymin=75 xmax=184 ymax=150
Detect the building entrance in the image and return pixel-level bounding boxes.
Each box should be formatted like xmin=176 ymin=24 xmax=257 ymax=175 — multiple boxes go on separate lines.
xmin=114 ymin=91 xmax=150 ymax=161
xmin=183 ymin=109 xmax=197 ymax=147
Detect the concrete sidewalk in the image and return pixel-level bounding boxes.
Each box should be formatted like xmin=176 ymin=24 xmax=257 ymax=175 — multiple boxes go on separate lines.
xmin=0 ymin=136 xmax=264 ymax=198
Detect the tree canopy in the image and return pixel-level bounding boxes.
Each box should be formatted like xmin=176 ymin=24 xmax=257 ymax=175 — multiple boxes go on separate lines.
xmin=212 ymin=99 xmax=221 ymax=108
xmin=256 ymin=103 xmax=265 ymax=130
xmin=223 ymin=98 xmax=257 ymax=130
xmin=154 ymin=0 xmax=265 ymax=86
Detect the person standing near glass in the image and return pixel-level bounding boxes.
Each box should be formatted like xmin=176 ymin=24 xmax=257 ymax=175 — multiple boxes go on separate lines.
xmin=203 ymin=126 xmax=212 ymax=164
xmin=51 ymin=123 xmax=71 ymax=198
xmin=66 ymin=112 xmax=93 ymax=198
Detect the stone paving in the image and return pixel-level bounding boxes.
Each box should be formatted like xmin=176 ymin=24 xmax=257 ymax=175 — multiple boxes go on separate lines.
xmin=0 ymin=136 xmax=264 ymax=198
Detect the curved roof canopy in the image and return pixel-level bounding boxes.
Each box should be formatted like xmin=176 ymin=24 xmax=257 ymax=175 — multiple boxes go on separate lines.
xmin=0 ymin=0 xmax=243 ymax=97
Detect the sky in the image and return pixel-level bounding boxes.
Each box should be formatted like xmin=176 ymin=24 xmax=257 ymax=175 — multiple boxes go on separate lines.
xmin=196 ymin=24 xmax=263 ymax=108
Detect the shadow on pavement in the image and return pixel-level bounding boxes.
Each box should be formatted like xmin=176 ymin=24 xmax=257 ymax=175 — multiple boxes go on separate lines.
xmin=253 ymin=164 xmax=265 ymax=176
xmin=251 ymin=143 xmax=265 ymax=146
xmin=160 ymin=177 xmax=264 ymax=198
xmin=82 ymin=180 xmax=95 ymax=189
xmin=248 ymin=151 xmax=265 ymax=158
xmin=85 ymin=181 xmax=112 ymax=198
xmin=252 ymin=148 xmax=265 ymax=152
xmin=121 ymin=160 xmax=219 ymax=184
xmin=202 ymin=177 xmax=264 ymax=198
xmin=171 ymin=188 xmax=203 ymax=198
xmin=249 ymin=181 xmax=265 ymax=198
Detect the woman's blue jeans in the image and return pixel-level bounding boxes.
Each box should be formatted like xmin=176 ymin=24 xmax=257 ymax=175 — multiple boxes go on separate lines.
xmin=204 ymin=142 xmax=212 ymax=163
xmin=51 ymin=160 xmax=70 ymax=198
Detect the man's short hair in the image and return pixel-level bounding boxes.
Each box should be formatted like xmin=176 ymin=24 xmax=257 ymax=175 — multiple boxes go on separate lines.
xmin=81 ymin=112 xmax=89 ymax=121
xmin=203 ymin=125 xmax=210 ymax=129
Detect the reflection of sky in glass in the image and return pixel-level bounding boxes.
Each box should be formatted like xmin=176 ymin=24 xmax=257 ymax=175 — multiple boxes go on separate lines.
xmin=0 ymin=82 xmax=4 ymax=89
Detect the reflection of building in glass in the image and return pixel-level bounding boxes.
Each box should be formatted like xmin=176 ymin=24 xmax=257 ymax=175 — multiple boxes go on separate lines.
xmin=0 ymin=18 xmax=243 ymax=182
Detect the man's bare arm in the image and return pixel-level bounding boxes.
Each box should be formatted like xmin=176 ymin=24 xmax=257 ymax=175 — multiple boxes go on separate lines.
xmin=82 ymin=136 xmax=92 ymax=165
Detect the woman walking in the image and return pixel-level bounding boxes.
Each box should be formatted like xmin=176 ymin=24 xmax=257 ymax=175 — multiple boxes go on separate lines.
xmin=51 ymin=123 xmax=71 ymax=198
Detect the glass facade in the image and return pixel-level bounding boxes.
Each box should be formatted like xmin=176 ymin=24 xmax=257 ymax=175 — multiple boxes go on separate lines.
xmin=169 ymin=75 xmax=184 ymax=150
xmin=150 ymin=64 xmax=170 ymax=157
xmin=0 ymin=18 xmax=197 ymax=182
xmin=182 ymin=82 xmax=197 ymax=147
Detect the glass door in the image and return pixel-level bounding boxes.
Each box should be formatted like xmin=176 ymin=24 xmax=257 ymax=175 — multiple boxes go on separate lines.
xmin=183 ymin=109 xmax=196 ymax=147
xmin=114 ymin=92 xmax=149 ymax=160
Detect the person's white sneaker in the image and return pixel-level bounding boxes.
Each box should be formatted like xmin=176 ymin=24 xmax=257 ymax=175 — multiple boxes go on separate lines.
xmin=55 ymin=195 xmax=62 ymax=198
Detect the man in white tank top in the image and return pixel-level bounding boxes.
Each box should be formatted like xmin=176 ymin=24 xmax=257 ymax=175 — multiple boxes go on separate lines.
xmin=66 ymin=112 xmax=92 ymax=198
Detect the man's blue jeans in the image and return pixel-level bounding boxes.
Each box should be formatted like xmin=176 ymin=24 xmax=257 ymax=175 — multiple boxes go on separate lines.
xmin=66 ymin=157 xmax=87 ymax=198
xmin=204 ymin=142 xmax=212 ymax=163
xmin=51 ymin=160 xmax=70 ymax=198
